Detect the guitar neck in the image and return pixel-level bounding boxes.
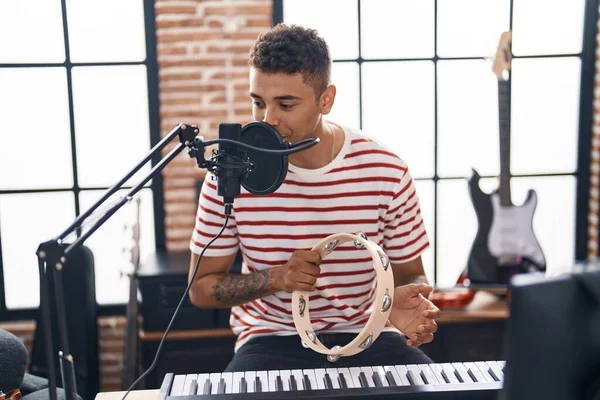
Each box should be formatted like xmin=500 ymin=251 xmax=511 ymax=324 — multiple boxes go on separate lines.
xmin=498 ymin=78 xmax=512 ymax=207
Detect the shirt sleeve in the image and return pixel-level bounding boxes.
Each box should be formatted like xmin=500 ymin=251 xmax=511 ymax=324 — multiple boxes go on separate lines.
xmin=383 ymin=166 xmax=430 ymax=263
xmin=189 ymin=172 xmax=240 ymax=257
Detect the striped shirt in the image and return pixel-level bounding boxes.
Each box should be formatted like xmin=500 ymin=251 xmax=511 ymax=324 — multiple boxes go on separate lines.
xmin=190 ymin=124 xmax=430 ymax=352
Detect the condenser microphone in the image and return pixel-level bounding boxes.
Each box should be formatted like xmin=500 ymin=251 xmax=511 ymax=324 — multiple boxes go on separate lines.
xmin=0 ymin=328 xmax=28 ymax=396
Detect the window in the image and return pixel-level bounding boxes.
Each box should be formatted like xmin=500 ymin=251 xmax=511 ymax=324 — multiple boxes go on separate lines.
xmin=277 ymin=0 xmax=595 ymax=286
xmin=0 ymin=0 xmax=162 ymax=318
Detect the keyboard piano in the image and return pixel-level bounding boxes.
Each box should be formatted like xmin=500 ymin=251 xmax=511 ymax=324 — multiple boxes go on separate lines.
xmin=158 ymin=361 xmax=504 ymax=399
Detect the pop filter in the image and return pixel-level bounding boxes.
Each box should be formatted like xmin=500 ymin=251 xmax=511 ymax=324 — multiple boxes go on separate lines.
xmin=239 ymin=121 xmax=289 ymax=195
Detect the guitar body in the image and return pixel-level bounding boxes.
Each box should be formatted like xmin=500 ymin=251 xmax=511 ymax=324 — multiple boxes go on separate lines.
xmin=467 ymin=169 xmax=546 ymax=284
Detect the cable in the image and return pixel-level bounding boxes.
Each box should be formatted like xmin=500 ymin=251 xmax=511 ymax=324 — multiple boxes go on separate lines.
xmin=120 ymin=214 xmax=231 ymax=400
xmin=202 ymin=136 xmax=319 ymax=155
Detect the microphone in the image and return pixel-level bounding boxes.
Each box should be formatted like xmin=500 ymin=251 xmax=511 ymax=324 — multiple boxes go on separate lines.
xmin=189 ymin=121 xmax=319 ymax=216
xmin=0 ymin=328 xmax=28 ymax=396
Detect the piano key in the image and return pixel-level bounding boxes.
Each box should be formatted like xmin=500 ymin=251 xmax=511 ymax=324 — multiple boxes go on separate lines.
xmin=486 ymin=361 xmax=505 ymax=382
xmin=360 ymin=367 xmax=376 ymax=387
xmin=372 ymin=370 xmax=384 ymax=387
xmin=202 ymin=378 xmax=212 ymax=395
xmin=429 ymin=364 xmax=448 ymax=384
xmin=254 ymin=376 xmax=262 ymax=393
xmin=358 ymin=372 xmax=369 ymax=388
xmin=337 ymin=368 xmax=355 ymax=389
xmin=302 ymin=369 xmax=317 ymax=391
xmin=383 ymin=366 xmax=400 ymax=386
xmin=323 ymin=373 xmax=333 ymax=389
xmin=394 ymin=365 xmax=411 ymax=385
xmin=474 ymin=362 xmax=495 ymax=383
xmin=181 ymin=374 xmax=198 ymax=396
xmin=406 ymin=365 xmax=426 ymax=385
xmin=289 ymin=375 xmax=298 ymax=391
xmin=217 ymin=378 xmax=226 ymax=394
xmin=349 ymin=367 xmax=363 ymax=388
xmin=498 ymin=360 xmax=506 ymax=372
xmin=209 ymin=373 xmax=221 ymax=395
xmin=325 ymin=368 xmax=341 ymax=389
xmin=170 ymin=374 xmax=186 ymax=396
xmin=372 ymin=366 xmax=390 ymax=387
xmin=196 ymin=374 xmax=210 ymax=395
xmin=440 ymin=364 xmax=460 ymax=384
xmin=464 ymin=362 xmax=487 ymax=383
xmin=188 ymin=379 xmax=197 ymax=396
xmin=279 ymin=370 xmax=291 ymax=391
xmin=302 ymin=374 xmax=312 ymax=390
xmin=256 ymin=371 xmax=268 ymax=393
xmin=222 ymin=372 xmax=233 ymax=394
xmin=244 ymin=372 xmax=256 ymax=393
xmin=452 ymin=362 xmax=474 ymax=383
xmin=232 ymin=372 xmax=245 ymax=394
xmin=275 ymin=376 xmax=284 ymax=392
xmin=268 ymin=370 xmax=281 ymax=392
xmin=290 ymin=370 xmax=305 ymax=391
xmin=419 ymin=364 xmax=439 ymax=384
xmin=314 ymin=368 xmax=327 ymax=390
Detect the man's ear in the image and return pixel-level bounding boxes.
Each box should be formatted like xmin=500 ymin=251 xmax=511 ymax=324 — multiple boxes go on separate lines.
xmin=319 ymin=84 xmax=336 ymax=115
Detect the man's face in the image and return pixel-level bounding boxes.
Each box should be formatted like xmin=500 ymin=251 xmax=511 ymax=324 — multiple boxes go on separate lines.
xmin=249 ymin=68 xmax=323 ymax=143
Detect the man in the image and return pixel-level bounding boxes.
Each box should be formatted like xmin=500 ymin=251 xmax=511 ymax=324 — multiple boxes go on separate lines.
xmin=188 ymin=23 xmax=440 ymax=372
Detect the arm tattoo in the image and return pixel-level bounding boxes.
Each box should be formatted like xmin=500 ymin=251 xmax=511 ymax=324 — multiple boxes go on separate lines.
xmin=212 ymin=270 xmax=272 ymax=306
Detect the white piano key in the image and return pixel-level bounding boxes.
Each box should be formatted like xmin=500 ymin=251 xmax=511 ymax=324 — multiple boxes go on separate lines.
xmin=290 ymin=369 xmax=305 ymax=391
xmin=429 ymin=364 xmax=448 ymax=384
xmin=182 ymin=374 xmax=198 ymax=396
xmin=440 ymin=364 xmax=460 ymax=384
xmin=170 ymin=374 xmax=186 ymax=396
xmin=349 ymin=367 xmax=364 ymax=388
xmin=360 ymin=366 xmax=376 ymax=387
xmin=302 ymin=369 xmax=318 ymax=391
xmin=279 ymin=370 xmax=291 ymax=391
xmin=232 ymin=372 xmax=245 ymax=394
xmin=221 ymin=372 xmax=233 ymax=394
xmin=209 ymin=373 xmax=221 ymax=394
xmin=394 ymin=365 xmax=411 ymax=385
xmin=196 ymin=374 xmax=210 ymax=395
xmin=268 ymin=370 xmax=281 ymax=392
xmin=337 ymin=368 xmax=355 ymax=388
xmin=244 ymin=371 xmax=256 ymax=393
xmin=256 ymin=371 xmax=269 ymax=393
xmin=474 ymin=362 xmax=495 ymax=383
xmin=384 ymin=365 xmax=406 ymax=386
xmin=406 ymin=365 xmax=426 ymax=385
xmin=497 ymin=360 xmax=506 ymax=370
xmin=325 ymin=368 xmax=341 ymax=389
xmin=452 ymin=362 xmax=474 ymax=383
xmin=372 ymin=366 xmax=390 ymax=387
xmin=314 ymin=368 xmax=327 ymax=390
xmin=418 ymin=364 xmax=439 ymax=384
xmin=486 ymin=361 xmax=505 ymax=382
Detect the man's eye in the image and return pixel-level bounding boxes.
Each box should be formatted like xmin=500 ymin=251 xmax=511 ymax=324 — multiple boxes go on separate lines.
xmin=280 ymin=104 xmax=294 ymax=110
xmin=253 ymin=101 xmax=265 ymax=108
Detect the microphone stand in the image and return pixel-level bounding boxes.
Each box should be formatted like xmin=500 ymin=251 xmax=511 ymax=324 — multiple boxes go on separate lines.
xmin=36 ymin=123 xmax=200 ymax=400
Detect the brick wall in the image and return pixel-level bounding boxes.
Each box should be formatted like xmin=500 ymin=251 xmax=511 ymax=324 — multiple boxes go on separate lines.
xmin=588 ymin=9 xmax=600 ymax=261
xmin=157 ymin=0 xmax=273 ymax=252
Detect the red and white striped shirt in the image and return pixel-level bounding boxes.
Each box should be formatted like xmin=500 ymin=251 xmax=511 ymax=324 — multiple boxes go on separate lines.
xmin=190 ymin=125 xmax=430 ymax=352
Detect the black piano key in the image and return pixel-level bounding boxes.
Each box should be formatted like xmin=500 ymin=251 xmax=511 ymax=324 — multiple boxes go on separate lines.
xmin=188 ymin=379 xmax=198 ymax=395
xmin=254 ymin=376 xmax=262 ymax=392
xmin=239 ymin=377 xmax=247 ymax=393
xmin=275 ymin=376 xmax=284 ymax=392
xmin=372 ymin=371 xmax=383 ymax=387
xmin=338 ymin=374 xmax=348 ymax=389
xmin=467 ymin=369 xmax=479 ymax=382
xmin=454 ymin=370 xmax=464 ymax=383
xmin=385 ymin=371 xmax=397 ymax=386
xmin=488 ymin=368 xmax=501 ymax=382
xmin=202 ymin=379 xmax=211 ymax=395
xmin=420 ymin=371 xmax=429 ymax=384
xmin=324 ymin=373 xmax=333 ymax=389
xmin=217 ymin=378 xmax=226 ymax=394
xmin=358 ymin=372 xmax=369 ymax=388
xmin=303 ymin=374 xmax=312 ymax=390
xmin=289 ymin=375 xmax=298 ymax=391
xmin=441 ymin=370 xmax=451 ymax=383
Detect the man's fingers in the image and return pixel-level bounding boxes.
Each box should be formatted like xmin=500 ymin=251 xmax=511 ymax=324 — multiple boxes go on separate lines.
xmin=416 ymin=321 xmax=438 ymax=335
xmin=423 ymin=308 xmax=441 ymax=319
xmin=298 ymin=272 xmax=318 ymax=285
xmin=409 ymin=333 xmax=434 ymax=347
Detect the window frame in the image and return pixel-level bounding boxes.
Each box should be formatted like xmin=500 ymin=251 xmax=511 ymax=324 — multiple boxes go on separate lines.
xmin=0 ymin=0 xmax=164 ymax=322
xmin=274 ymin=0 xmax=599 ymax=283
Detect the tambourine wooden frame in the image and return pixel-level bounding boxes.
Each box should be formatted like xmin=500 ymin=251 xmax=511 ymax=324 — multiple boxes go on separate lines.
xmin=291 ymin=232 xmax=394 ymax=361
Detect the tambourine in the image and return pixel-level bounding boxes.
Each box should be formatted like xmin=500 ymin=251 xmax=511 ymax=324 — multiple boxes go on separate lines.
xmin=291 ymin=232 xmax=394 ymax=362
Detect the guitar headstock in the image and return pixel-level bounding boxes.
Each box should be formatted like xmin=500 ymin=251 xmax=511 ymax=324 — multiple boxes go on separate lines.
xmin=492 ymin=31 xmax=512 ymax=81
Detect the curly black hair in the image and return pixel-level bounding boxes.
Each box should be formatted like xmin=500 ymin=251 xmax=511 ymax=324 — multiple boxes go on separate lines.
xmin=249 ymin=23 xmax=332 ymax=99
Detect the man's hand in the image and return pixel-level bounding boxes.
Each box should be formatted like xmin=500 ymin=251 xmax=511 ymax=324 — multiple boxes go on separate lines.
xmin=272 ymin=250 xmax=322 ymax=293
xmin=388 ymin=283 xmax=441 ymax=347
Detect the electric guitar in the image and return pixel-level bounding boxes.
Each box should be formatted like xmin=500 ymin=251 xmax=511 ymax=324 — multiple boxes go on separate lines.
xmin=466 ymin=31 xmax=546 ymax=285
xmin=121 ymin=197 xmax=142 ymax=390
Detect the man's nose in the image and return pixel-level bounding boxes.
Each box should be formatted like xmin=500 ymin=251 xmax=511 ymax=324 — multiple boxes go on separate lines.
xmin=263 ymin=109 xmax=279 ymax=127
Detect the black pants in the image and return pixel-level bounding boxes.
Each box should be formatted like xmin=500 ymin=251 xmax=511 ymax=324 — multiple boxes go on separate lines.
xmin=224 ymin=332 xmax=433 ymax=372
